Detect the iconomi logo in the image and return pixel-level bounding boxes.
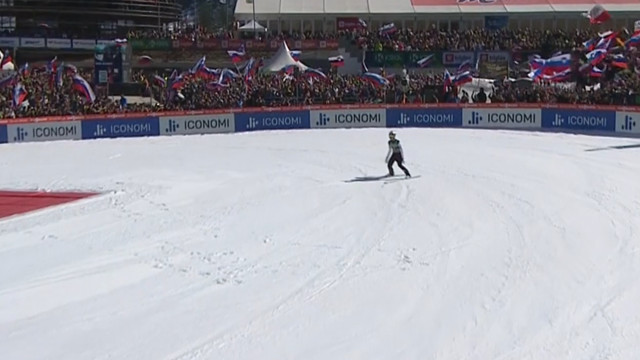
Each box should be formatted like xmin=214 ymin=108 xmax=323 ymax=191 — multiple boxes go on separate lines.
xmin=247 ymin=117 xmax=259 ymax=129
xmin=622 ymin=115 xmax=636 ymax=131
xmin=469 ymin=112 xmax=482 ymax=125
xmin=399 ymin=113 xmax=410 ymax=125
xmin=14 ymin=127 xmax=28 ymax=141
xmin=317 ymin=113 xmax=330 ymax=126
xmin=166 ymin=120 xmax=179 ymax=133
xmin=94 ymin=125 xmax=107 ymax=136
xmin=552 ymin=114 xmax=564 ymax=126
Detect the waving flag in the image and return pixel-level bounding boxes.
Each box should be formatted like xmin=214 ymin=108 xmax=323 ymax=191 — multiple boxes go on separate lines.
xmin=329 ymin=55 xmax=344 ymax=67
xmin=452 ymin=71 xmax=473 ymax=86
xmin=46 ymin=56 xmax=57 ymax=74
xmin=152 ymin=74 xmax=166 ymax=88
xmin=304 ymin=68 xmax=327 ymax=80
xmin=190 ymin=56 xmax=206 ymax=74
xmin=228 ymin=50 xmax=246 ymax=63
xmin=290 ymin=50 xmax=301 ymax=61
xmin=583 ymin=5 xmax=611 ymax=24
xmin=443 ymin=69 xmax=452 ymax=88
xmin=0 ymin=73 xmax=15 ymax=89
xmin=590 ymin=66 xmax=604 ymax=77
xmin=13 ymin=82 xmax=28 ymax=108
xmin=18 ymin=62 xmax=29 ymax=77
xmin=586 ymin=48 xmax=608 ymax=66
xmin=72 ymin=74 xmax=96 ymax=103
xmin=378 ymin=23 xmax=396 ymax=35
xmin=417 ymin=54 xmax=434 ymax=68
xmin=1 ymin=51 xmax=12 ymax=68
xmin=362 ymin=72 xmax=389 ymax=87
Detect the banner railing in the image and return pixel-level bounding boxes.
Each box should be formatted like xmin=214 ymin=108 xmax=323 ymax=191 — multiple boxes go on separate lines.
xmin=1 ymin=103 xmax=638 ymax=144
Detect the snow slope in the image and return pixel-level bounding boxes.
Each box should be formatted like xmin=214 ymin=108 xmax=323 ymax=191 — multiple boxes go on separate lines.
xmin=1 ymin=128 xmax=640 ymax=360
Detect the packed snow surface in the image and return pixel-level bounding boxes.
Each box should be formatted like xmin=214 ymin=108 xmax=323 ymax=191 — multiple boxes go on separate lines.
xmin=1 ymin=128 xmax=640 ymax=360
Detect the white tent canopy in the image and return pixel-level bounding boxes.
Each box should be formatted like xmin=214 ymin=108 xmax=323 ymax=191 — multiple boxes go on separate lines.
xmin=261 ymin=41 xmax=309 ymax=73
xmin=238 ymin=20 xmax=267 ymax=32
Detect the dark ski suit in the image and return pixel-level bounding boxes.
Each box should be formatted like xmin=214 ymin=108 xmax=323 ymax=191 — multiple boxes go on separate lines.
xmin=386 ymin=139 xmax=411 ymax=177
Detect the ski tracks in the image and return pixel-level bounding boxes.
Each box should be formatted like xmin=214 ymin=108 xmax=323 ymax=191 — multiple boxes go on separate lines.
xmin=166 ymin=176 xmax=413 ymax=360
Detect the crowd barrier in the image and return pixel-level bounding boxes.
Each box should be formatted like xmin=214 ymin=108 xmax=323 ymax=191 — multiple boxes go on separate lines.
xmin=0 ymin=104 xmax=638 ymax=144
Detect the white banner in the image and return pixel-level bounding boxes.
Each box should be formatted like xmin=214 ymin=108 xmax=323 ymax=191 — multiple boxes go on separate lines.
xmin=7 ymin=121 xmax=82 ymax=143
xmin=47 ymin=38 xmax=72 ymax=49
xmin=73 ymin=39 xmax=96 ymax=50
xmin=0 ymin=37 xmax=19 ymax=48
xmin=615 ymin=111 xmax=640 ymax=134
xmin=462 ymin=108 xmax=542 ymax=129
xmin=20 ymin=38 xmax=45 ymax=48
xmin=159 ymin=114 xmax=235 ymax=135
xmin=309 ymin=108 xmax=386 ymax=128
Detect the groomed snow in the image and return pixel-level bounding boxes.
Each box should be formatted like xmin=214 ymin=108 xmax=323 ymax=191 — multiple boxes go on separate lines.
xmin=1 ymin=128 xmax=640 ymax=360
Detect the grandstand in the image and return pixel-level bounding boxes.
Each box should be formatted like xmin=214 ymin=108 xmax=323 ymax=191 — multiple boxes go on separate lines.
xmin=234 ymin=0 xmax=640 ymax=31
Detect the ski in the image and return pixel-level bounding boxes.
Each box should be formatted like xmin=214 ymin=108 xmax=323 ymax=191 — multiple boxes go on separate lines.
xmin=383 ymin=175 xmax=421 ymax=184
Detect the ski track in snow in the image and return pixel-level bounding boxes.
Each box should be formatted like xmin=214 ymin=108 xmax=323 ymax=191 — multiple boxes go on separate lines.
xmin=0 ymin=129 xmax=639 ymax=360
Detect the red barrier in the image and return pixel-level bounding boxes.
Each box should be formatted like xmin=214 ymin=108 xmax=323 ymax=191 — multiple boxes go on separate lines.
xmin=3 ymin=103 xmax=639 ymax=125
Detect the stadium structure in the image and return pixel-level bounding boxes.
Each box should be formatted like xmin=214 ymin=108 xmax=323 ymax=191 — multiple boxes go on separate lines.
xmin=0 ymin=0 xmax=181 ymax=37
xmin=234 ymin=0 xmax=640 ymax=32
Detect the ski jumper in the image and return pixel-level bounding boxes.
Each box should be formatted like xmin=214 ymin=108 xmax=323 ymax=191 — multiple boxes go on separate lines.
xmin=386 ymin=137 xmax=411 ymax=177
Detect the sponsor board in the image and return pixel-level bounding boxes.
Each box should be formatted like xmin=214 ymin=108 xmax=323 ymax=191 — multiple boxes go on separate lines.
xmin=477 ymin=51 xmax=510 ymax=64
xmin=235 ymin=111 xmax=310 ymax=131
xmin=20 ymin=37 xmax=45 ymax=48
xmin=73 ymin=39 xmax=96 ymax=50
xmin=7 ymin=121 xmax=82 ymax=143
xmin=0 ymin=124 xmax=7 ymax=144
xmin=542 ymin=109 xmax=615 ymax=132
xmin=310 ymin=109 xmax=386 ymax=128
xmin=159 ymin=114 xmax=235 ymax=135
xmin=463 ymin=108 xmax=541 ymax=128
xmin=615 ymin=111 xmax=640 ymax=134
xmin=0 ymin=37 xmax=19 ymax=48
xmin=387 ymin=108 xmax=462 ymax=128
xmin=82 ymin=117 xmax=160 ymax=139
xmin=47 ymin=38 xmax=72 ymax=49
xmin=442 ymin=52 xmax=474 ymax=66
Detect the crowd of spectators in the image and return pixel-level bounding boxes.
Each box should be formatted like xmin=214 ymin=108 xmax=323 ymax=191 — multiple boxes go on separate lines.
xmin=2 ymin=25 xmax=640 ymax=119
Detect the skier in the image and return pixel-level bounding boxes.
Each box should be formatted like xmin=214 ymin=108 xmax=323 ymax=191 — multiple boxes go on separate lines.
xmin=385 ymin=131 xmax=411 ymax=177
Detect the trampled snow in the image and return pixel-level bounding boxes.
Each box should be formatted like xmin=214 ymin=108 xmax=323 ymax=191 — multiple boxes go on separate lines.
xmin=1 ymin=128 xmax=640 ymax=360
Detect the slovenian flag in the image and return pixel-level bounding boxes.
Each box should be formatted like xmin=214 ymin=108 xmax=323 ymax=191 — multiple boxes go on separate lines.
xmin=586 ymin=48 xmax=608 ymax=66
xmin=290 ymin=50 xmax=301 ymax=61
xmin=362 ymin=72 xmax=389 ymax=87
xmin=378 ymin=23 xmax=396 ymax=35
xmin=13 ymin=82 xmax=28 ymax=108
xmin=190 ymin=56 xmax=206 ymax=74
xmin=305 ymin=68 xmax=327 ymax=80
xmin=72 ymin=74 xmax=96 ymax=103
xmin=590 ymin=66 xmax=604 ymax=77
xmin=611 ymin=54 xmax=628 ymax=69
xmin=329 ymin=55 xmax=344 ymax=67
xmin=443 ymin=69 xmax=452 ymax=88
xmin=417 ymin=54 xmax=434 ymax=68
xmin=452 ymin=71 xmax=473 ymax=86
xmin=228 ymin=49 xmax=246 ymax=63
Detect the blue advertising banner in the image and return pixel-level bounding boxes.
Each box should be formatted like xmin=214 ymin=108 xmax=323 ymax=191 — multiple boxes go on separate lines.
xmin=0 ymin=124 xmax=7 ymax=144
xmin=82 ymin=117 xmax=160 ymax=139
xmin=235 ymin=111 xmax=310 ymax=132
xmin=541 ymin=108 xmax=616 ymax=132
xmin=386 ymin=108 xmax=462 ymax=128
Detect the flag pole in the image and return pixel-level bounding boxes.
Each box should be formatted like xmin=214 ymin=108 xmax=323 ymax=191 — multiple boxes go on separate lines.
xmin=253 ymin=0 xmax=256 ymax=37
